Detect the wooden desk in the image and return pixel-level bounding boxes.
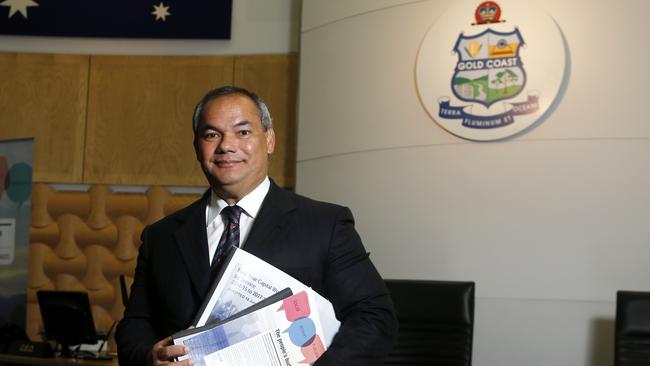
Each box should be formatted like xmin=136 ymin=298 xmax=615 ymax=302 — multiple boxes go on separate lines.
xmin=0 ymin=353 xmax=117 ymax=366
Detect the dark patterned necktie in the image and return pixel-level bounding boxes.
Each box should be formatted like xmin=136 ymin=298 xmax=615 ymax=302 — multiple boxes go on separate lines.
xmin=211 ymin=205 xmax=243 ymax=270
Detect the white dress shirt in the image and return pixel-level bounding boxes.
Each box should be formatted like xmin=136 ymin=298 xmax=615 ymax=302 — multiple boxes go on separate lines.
xmin=205 ymin=177 xmax=270 ymax=265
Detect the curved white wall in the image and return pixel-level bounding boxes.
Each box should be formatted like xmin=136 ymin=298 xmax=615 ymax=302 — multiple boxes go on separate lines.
xmin=297 ymin=1 xmax=650 ymax=365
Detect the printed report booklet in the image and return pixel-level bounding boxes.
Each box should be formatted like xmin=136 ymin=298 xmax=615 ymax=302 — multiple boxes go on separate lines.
xmin=172 ymin=247 xmax=340 ymax=366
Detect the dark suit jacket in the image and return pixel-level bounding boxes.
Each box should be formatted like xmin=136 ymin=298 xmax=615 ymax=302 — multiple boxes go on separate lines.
xmin=115 ymin=181 xmax=396 ymax=365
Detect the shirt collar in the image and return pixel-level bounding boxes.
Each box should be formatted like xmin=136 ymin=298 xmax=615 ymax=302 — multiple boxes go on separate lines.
xmin=206 ymin=177 xmax=270 ymax=225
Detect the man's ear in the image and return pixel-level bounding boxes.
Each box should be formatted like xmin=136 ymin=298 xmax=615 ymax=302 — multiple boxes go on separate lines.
xmin=265 ymin=128 xmax=276 ymax=154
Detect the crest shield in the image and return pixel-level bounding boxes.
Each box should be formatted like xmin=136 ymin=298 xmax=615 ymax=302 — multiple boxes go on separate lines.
xmin=451 ymin=28 xmax=526 ymax=107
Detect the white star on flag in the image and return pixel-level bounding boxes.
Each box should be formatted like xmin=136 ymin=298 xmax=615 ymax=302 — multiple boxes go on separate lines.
xmin=0 ymin=0 xmax=38 ymax=19
xmin=152 ymin=2 xmax=171 ymax=22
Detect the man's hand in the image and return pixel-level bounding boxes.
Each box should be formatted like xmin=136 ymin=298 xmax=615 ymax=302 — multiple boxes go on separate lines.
xmin=147 ymin=336 xmax=192 ymax=366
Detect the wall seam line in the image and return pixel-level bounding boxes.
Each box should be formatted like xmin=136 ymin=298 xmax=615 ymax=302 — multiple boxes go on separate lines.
xmin=297 ymin=136 xmax=650 ymax=163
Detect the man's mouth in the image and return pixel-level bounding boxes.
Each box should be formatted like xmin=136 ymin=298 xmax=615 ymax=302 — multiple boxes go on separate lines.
xmin=214 ymin=159 xmax=242 ymax=167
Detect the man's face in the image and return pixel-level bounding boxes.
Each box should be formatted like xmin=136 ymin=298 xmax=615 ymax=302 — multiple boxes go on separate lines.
xmin=194 ymin=94 xmax=275 ymax=202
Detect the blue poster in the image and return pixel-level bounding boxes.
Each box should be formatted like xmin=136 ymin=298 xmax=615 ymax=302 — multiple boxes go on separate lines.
xmin=0 ymin=138 xmax=33 ymax=329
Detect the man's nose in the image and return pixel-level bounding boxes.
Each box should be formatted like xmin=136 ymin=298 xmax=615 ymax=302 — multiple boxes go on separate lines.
xmin=217 ymin=133 xmax=236 ymax=153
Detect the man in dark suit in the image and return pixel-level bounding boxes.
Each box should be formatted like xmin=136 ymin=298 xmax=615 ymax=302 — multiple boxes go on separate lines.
xmin=115 ymin=86 xmax=396 ymax=366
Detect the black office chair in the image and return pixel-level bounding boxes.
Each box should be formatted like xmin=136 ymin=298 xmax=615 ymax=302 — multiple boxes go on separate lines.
xmin=384 ymin=279 xmax=475 ymax=366
xmin=615 ymin=290 xmax=650 ymax=366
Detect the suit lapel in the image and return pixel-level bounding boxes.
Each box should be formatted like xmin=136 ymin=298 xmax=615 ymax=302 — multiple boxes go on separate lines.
xmin=171 ymin=183 xmax=294 ymax=298
xmin=244 ymin=181 xmax=296 ymax=257
xmin=173 ymin=192 xmax=212 ymax=298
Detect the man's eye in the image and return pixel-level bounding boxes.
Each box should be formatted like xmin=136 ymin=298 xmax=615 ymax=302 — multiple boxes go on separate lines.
xmin=204 ymin=132 xmax=219 ymax=140
xmin=238 ymin=130 xmax=251 ymax=136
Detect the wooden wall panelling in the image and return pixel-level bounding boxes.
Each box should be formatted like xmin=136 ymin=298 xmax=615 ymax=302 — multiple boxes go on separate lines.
xmin=26 ymin=183 xmax=201 ymax=344
xmin=233 ymin=54 xmax=299 ymax=189
xmin=84 ymin=55 xmax=234 ymax=186
xmin=0 ymin=53 xmax=89 ymax=182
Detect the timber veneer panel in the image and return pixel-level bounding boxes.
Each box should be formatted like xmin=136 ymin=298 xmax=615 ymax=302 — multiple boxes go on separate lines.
xmin=84 ymin=55 xmax=234 ymax=185
xmin=0 ymin=53 xmax=88 ymax=182
xmin=27 ymin=183 xmax=201 ymax=346
xmin=234 ymin=54 xmax=298 ymax=189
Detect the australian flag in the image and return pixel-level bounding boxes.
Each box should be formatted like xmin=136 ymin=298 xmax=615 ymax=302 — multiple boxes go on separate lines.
xmin=0 ymin=0 xmax=232 ymax=39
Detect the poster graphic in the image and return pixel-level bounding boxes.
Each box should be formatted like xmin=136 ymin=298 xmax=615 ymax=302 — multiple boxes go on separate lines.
xmin=0 ymin=138 xmax=33 ymax=329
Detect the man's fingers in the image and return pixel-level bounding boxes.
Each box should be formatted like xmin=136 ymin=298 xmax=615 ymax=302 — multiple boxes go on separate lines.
xmin=157 ymin=344 xmax=190 ymax=360
xmin=151 ymin=336 xmax=190 ymax=365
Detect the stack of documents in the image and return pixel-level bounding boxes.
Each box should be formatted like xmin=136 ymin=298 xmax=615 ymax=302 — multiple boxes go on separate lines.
xmin=173 ymin=247 xmax=340 ymax=366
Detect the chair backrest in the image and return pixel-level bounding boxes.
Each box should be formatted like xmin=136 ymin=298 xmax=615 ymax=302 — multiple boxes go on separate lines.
xmin=384 ymin=279 xmax=475 ymax=366
xmin=615 ymin=290 xmax=650 ymax=366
